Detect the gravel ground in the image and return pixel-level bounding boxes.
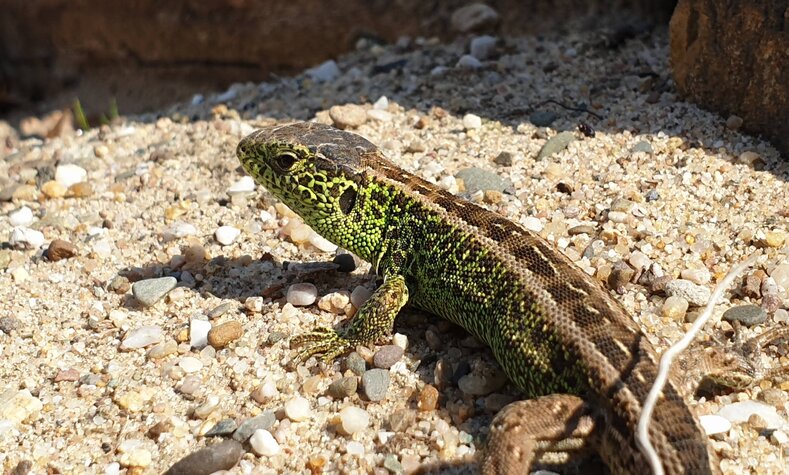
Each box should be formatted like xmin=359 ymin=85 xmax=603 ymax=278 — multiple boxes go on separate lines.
xmin=1 ymin=24 xmax=788 ymax=475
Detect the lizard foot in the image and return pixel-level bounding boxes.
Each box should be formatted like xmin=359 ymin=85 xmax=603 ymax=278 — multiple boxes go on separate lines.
xmin=291 ymin=326 xmax=353 ymax=364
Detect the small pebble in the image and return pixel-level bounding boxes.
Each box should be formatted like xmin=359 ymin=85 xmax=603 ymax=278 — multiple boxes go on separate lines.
xmin=9 ymin=227 xmax=45 ymax=250
xmin=462 ymin=113 xmax=482 ymax=130
xmin=233 ymin=411 xmax=276 ymax=442
xmin=215 ymin=226 xmax=240 ymax=245
xmin=327 ymin=377 xmax=358 ymax=399
xmin=0 ymin=316 xmax=20 ymax=334
xmin=227 ymin=176 xmax=255 ymax=194
xmin=55 ymin=164 xmax=87 ymax=187
xmin=537 ymin=131 xmax=575 ymax=160
xmin=699 ymin=414 xmax=732 ymax=436
xmin=165 ymin=440 xmax=243 ymax=475
xmin=681 ymin=268 xmax=711 ymax=285
xmin=373 ymin=96 xmax=389 ymax=110
xmin=664 ymin=279 xmax=711 ymax=307
xmin=332 ymin=253 xmax=357 ymax=273
xmin=451 ymin=3 xmax=500 ymax=33
xmin=418 ymin=384 xmax=439 ymax=411
xmin=456 ymin=54 xmax=482 ymax=69
xmin=373 ymin=345 xmax=404 ymax=369
xmin=194 ymin=395 xmax=220 ymax=419
xmin=190 ymin=319 xmax=212 ymax=348
xmin=662 ymin=296 xmax=689 ymax=321
xmin=725 ymin=115 xmax=743 ymax=130
xmin=120 ymin=326 xmax=163 ymax=350
xmin=47 ymin=239 xmax=77 ymax=261
xmin=367 ymin=109 xmax=392 ymax=122
xmin=207 ymin=321 xmax=243 ymax=348
xmin=722 ymin=305 xmax=767 ymax=327
xmin=631 ymin=141 xmax=654 ymax=154
xmin=493 ymin=151 xmax=513 ymax=166
xmin=286 ymin=283 xmax=318 ymax=306
xmin=338 ymin=406 xmax=370 ymax=435
xmin=284 ymin=396 xmax=311 ymax=422
xmin=345 ymin=441 xmax=364 ymax=455
xmin=205 ymin=419 xmax=238 ymax=437
xmin=329 ymin=104 xmax=367 ymax=129
xmin=361 ymin=369 xmax=390 ymax=401
xmin=207 ymin=302 xmax=235 ymax=319
xmin=132 ymin=277 xmax=177 ymax=307
xmin=179 ymin=357 xmax=204 ymax=373
xmin=9 ymin=207 xmax=33 ymax=226
xmin=249 ymin=429 xmax=281 ymax=456
xmin=344 ymin=352 xmax=367 ymax=375
xmin=469 ymin=35 xmax=496 ymax=60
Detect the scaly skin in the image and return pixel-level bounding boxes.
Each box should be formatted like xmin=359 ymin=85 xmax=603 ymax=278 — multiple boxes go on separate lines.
xmin=236 ymin=121 xmax=717 ymax=474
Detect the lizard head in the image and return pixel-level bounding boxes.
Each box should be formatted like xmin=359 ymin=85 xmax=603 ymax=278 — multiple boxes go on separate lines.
xmin=236 ymin=122 xmax=385 ymax=259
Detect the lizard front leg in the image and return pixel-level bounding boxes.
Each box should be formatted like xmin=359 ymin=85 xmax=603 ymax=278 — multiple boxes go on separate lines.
xmin=290 ymin=274 xmax=409 ymax=363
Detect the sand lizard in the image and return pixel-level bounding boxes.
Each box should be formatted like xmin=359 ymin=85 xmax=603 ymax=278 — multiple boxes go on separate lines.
xmin=236 ymin=121 xmax=783 ymax=474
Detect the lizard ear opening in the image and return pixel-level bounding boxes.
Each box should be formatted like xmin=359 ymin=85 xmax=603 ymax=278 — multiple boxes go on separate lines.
xmin=338 ymin=187 xmax=357 ymax=215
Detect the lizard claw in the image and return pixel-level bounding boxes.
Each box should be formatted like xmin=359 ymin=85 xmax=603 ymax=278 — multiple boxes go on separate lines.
xmin=291 ymin=326 xmax=353 ymax=364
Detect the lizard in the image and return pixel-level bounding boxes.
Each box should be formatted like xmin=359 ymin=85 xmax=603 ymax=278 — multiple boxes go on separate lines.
xmin=236 ymin=121 xmax=783 ymax=474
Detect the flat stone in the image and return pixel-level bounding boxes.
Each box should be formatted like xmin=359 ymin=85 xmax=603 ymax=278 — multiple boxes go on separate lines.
xmin=132 ymin=277 xmax=177 ymax=307
xmin=232 ymin=411 xmax=276 ymax=442
xmin=450 ymin=3 xmax=499 ymax=33
xmin=361 ymin=369 xmax=390 ymax=401
xmin=722 ymin=304 xmax=767 ymax=327
xmin=718 ymin=400 xmax=786 ymax=429
xmin=537 ymin=131 xmax=575 ymax=160
xmin=120 ymin=326 xmax=163 ymax=350
xmin=205 ymin=419 xmax=237 ymax=437
xmin=164 ymin=439 xmax=244 ymax=475
xmin=327 ymin=376 xmax=358 ymax=399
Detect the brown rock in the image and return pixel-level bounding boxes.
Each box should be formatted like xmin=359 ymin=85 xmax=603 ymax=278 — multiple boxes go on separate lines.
xmin=47 ymin=239 xmax=78 ymax=261
xmin=670 ymin=1 xmax=789 ymax=157
xmin=207 ymin=320 xmax=243 ymax=349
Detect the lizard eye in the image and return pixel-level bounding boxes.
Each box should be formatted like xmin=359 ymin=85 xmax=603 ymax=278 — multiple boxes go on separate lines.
xmin=273 ymin=152 xmax=298 ymax=171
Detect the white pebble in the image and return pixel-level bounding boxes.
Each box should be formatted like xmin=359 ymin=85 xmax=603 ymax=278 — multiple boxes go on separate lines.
xmin=470 ymin=35 xmax=496 ymax=60
xmin=462 ymin=113 xmax=482 ymax=130
xmin=338 ymin=406 xmax=370 ymax=435
xmin=120 ymin=326 xmax=163 ymax=350
xmin=284 ymin=396 xmax=312 ymax=422
xmin=9 ymin=226 xmax=45 ymax=250
xmin=521 ymin=217 xmax=544 ymax=233
xmin=170 ymin=221 xmax=197 ymax=237
xmin=228 ymin=176 xmax=256 ymax=194
xmin=628 ymin=251 xmax=651 ymax=271
xmin=9 ymin=207 xmax=33 ymax=226
xmin=250 ymin=429 xmax=281 ymax=456
xmin=392 ymin=333 xmax=408 ymax=350
xmin=194 ymin=395 xmax=220 ymax=419
xmin=215 ymin=226 xmax=241 ymax=245
xmin=681 ymin=268 xmax=711 ymax=285
xmin=373 ymin=96 xmax=389 ymax=110
xmin=699 ymin=414 xmax=731 ymax=435
xmin=346 ymin=441 xmax=365 ymax=455
xmin=367 ymin=109 xmax=392 ymax=122
xmin=179 ymin=356 xmax=204 ymax=373
xmin=190 ymin=319 xmax=212 ymax=348
xmin=55 ymin=164 xmax=87 ymax=187
xmin=104 ymin=462 xmax=120 ymax=475
xmin=287 ymin=283 xmax=318 ymax=306
xmin=309 ymin=233 xmax=338 ymax=253
xmin=244 ymin=296 xmax=265 ymax=313
xmin=456 ymin=54 xmax=482 ymax=69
